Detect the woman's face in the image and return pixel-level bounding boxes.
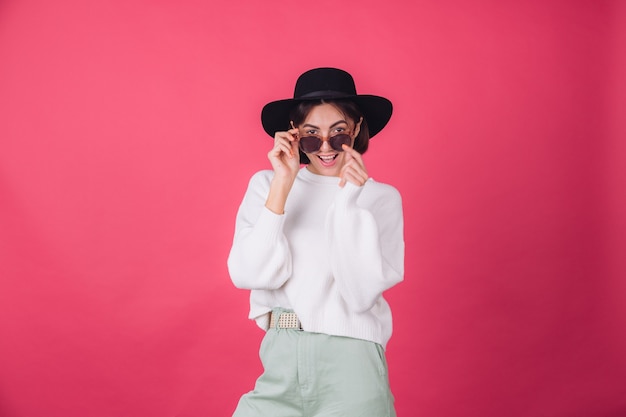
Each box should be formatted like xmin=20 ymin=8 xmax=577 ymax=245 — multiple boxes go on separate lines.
xmin=296 ymin=103 xmax=361 ymax=177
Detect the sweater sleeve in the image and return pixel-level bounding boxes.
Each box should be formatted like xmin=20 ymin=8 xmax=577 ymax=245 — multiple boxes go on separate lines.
xmin=227 ymin=171 xmax=292 ymax=290
xmin=325 ymin=181 xmax=405 ymax=313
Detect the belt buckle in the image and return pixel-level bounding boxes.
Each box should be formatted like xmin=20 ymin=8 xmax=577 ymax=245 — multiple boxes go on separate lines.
xmin=270 ymin=311 xmax=302 ymax=330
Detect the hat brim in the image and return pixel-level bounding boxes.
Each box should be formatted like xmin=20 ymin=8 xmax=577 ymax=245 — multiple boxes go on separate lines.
xmin=261 ymin=95 xmax=392 ymax=139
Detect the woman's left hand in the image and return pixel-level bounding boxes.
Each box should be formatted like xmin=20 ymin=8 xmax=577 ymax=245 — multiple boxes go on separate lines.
xmin=338 ymin=144 xmax=369 ymax=188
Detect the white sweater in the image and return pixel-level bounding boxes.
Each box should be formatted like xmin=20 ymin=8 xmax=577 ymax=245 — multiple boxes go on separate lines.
xmin=227 ymin=167 xmax=405 ymax=348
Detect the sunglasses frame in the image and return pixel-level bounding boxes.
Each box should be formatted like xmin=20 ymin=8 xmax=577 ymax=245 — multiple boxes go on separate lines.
xmin=298 ymin=133 xmax=353 ymax=154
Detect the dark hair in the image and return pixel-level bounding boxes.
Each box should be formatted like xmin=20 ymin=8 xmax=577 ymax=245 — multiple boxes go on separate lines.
xmin=288 ymin=100 xmax=370 ymax=164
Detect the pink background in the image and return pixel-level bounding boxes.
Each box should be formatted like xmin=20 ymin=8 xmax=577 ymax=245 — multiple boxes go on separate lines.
xmin=1 ymin=1 xmax=625 ymax=416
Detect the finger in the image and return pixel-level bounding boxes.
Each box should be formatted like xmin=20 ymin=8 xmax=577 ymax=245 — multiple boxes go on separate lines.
xmin=271 ymin=138 xmax=291 ymax=153
xmin=273 ymin=135 xmax=296 ymax=158
xmin=342 ymin=144 xmax=355 ymax=161
xmin=341 ymin=170 xmax=367 ymax=187
xmin=347 ymin=167 xmax=368 ymax=185
xmin=341 ymin=155 xmax=368 ymax=178
xmin=290 ymin=137 xmax=300 ymax=158
xmin=342 ymin=143 xmax=361 ymax=157
xmin=342 ymin=144 xmax=366 ymax=168
xmin=269 ymin=144 xmax=293 ymax=162
xmin=288 ymin=131 xmax=300 ymax=157
xmin=340 ymin=164 xmax=368 ymax=187
xmin=343 ymin=145 xmax=369 ymax=178
xmin=339 ymin=170 xmax=360 ymax=188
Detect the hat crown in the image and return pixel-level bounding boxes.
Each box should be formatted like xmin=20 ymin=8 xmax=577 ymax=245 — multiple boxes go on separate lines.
xmin=293 ymin=68 xmax=357 ymax=99
xmin=261 ymin=67 xmax=392 ymax=139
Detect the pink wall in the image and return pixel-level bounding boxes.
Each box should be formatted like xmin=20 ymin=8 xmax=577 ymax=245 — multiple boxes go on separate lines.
xmin=1 ymin=1 xmax=624 ymax=416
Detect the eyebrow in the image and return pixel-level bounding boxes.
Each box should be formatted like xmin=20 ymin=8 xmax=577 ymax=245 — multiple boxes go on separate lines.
xmin=301 ymin=120 xmax=348 ymax=130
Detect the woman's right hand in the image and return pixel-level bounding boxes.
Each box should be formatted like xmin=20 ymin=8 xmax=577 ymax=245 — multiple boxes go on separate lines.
xmin=267 ymin=128 xmax=300 ymax=182
xmin=265 ymin=128 xmax=300 ymax=214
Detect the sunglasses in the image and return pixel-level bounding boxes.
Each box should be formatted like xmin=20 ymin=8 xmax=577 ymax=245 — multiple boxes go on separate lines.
xmin=298 ymin=133 xmax=353 ymax=153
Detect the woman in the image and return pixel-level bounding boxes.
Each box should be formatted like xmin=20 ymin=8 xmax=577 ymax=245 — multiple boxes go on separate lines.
xmin=227 ymin=67 xmax=404 ymax=417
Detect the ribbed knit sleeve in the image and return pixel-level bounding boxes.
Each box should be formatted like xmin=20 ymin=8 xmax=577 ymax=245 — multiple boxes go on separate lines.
xmin=227 ymin=171 xmax=292 ymax=290
xmin=325 ymin=181 xmax=405 ymax=313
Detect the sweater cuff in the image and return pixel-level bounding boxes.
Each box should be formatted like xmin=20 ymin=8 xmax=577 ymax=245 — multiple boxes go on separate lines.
xmin=336 ymin=181 xmax=365 ymax=207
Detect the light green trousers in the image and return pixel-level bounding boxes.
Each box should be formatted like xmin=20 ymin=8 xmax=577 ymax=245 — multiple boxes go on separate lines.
xmin=232 ymin=317 xmax=396 ymax=417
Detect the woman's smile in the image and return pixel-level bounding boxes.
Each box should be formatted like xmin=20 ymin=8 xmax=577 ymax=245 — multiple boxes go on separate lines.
xmin=317 ymin=153 xmax=339 ymax=165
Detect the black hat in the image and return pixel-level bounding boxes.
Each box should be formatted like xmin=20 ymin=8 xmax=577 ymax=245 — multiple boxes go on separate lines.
xmin=261 ymin=67 xmax=393 ymax=138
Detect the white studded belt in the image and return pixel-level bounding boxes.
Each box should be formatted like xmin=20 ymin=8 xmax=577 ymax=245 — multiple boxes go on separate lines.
xmin=269 ymin=311 xmax=302 ymax=330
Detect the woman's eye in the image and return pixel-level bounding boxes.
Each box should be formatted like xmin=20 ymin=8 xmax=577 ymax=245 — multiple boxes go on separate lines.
xmin=305 ymin=130 xmax=317 ymax=135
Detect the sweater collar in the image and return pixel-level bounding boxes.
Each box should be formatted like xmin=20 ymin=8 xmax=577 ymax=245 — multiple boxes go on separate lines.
xmin=298 ymin=166 xmax=342 ymax=185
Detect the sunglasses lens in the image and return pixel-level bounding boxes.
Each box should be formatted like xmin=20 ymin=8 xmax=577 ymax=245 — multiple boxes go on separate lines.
xmin=299 ymin=136 xmax=322 ymax=153
xmin=298 ymin=134 xmax=352 ymax=153
xmin=329 ymin=134 xmax=352 ymax=151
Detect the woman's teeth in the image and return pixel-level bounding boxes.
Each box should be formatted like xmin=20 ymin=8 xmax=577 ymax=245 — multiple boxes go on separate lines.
xmin=318 ymin=154 xmax=337 ymax=162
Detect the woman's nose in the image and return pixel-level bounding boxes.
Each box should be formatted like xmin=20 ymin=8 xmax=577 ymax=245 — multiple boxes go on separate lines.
xmin=319 ymin=138 xmax=333 ymax=152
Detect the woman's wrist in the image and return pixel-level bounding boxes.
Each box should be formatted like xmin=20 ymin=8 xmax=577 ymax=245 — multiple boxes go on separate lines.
xmin=265 ymin=176 xmax=294 ymax=214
